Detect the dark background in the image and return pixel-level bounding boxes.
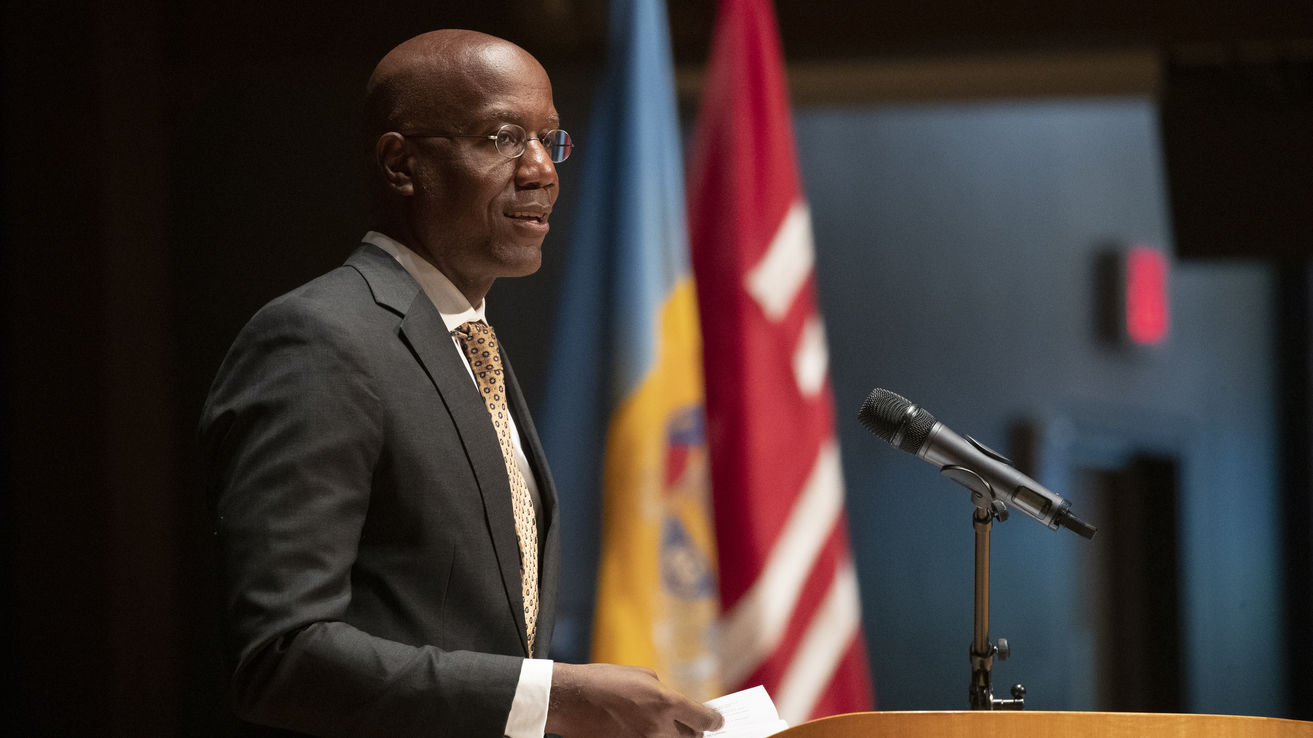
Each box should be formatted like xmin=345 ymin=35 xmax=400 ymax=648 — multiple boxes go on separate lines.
xmin=3 ymin=1 xmax=1310 ymax=733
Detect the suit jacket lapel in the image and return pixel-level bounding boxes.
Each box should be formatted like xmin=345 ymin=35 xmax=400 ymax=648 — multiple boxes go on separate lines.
xmin=346 ymin=244 xmax=532 ymax=656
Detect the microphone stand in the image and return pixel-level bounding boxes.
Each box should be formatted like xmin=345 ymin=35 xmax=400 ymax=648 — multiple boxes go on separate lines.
xmin=968 ymin=502 xmax=1026 ymax=710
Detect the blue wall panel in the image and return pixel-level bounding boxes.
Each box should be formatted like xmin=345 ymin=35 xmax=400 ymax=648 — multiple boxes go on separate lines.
xmin=797 ymin=99 xmax=1285 ymax=715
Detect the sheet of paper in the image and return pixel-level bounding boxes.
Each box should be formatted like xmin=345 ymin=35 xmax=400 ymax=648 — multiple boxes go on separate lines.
xmin=703 ymin=685 xmax=789 ymax=738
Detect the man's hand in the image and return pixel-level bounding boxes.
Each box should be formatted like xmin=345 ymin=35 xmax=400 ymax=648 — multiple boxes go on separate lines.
xmin=545 ymin=663 xmax=726 ymax=738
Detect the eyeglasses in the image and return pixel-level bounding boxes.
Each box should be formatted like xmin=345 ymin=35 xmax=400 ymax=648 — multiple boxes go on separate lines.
xmin=402 ymin=123 xmax=574 ymax=163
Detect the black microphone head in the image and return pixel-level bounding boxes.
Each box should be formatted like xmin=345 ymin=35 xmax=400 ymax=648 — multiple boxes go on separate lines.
xmin=859 ymin=387 xmax=937 ymax=454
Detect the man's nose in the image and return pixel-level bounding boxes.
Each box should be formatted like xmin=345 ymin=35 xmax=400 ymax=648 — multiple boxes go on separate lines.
xmin=515 ymin=139 xmax=558 ymax=189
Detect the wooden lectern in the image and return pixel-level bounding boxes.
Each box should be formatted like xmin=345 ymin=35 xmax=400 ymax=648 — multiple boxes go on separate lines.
xmin=775 ymin=711 xmax=1313 ymax=737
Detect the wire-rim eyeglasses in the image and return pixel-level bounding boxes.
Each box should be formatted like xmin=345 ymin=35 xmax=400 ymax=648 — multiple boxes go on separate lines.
xmin=402 ymin=123 xmax=573 ymax=164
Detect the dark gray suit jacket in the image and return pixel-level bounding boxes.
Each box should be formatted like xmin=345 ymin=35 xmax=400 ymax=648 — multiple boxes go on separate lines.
xmin=200 ymin=244 xmax=560 ymax=737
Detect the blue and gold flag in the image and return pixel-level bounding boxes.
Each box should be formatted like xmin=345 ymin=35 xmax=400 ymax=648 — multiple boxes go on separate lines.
xmin=540 ymin=0 xmax=720 ymax=698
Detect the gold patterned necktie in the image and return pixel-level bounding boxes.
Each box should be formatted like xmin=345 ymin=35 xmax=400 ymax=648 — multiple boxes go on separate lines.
xmin=453 ymin=320 xmax=539 ymax=655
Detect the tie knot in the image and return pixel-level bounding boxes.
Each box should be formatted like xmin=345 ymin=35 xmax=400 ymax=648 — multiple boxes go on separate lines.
xmin=455 ymin=320 xmax=502 ymax=378
xmin=456 ymin=320 xmax=496 ymax=346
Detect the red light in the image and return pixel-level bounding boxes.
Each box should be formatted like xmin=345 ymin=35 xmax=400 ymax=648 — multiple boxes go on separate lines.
xmin=1125 ymin=246 xmax=1169 ymax=345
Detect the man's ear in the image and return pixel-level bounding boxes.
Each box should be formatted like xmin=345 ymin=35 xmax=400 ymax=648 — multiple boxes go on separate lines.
xmin=376 ymin=132 xmax=414 ymax=196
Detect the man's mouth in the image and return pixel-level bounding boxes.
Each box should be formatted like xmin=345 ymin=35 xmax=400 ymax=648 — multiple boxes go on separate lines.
xmin=506 ymin=207 xmax=550 ymax=224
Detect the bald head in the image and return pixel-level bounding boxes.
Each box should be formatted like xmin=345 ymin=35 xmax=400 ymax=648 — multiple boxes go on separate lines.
xmin=363 ymin=30 xmax=562 ymax=305
xmin=365 ymin=30 xmax=546 ymax=140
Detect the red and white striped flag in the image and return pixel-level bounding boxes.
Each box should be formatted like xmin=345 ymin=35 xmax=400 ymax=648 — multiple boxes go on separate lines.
xmin=686 ymin=0 xmax=874 ymax=723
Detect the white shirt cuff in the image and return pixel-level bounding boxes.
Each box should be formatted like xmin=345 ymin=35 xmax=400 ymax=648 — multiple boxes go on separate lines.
xmin=503 ymin=658 xmax=552 ymax=738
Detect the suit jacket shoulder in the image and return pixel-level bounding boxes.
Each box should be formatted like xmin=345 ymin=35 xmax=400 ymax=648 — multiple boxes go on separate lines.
xmin=200 ymin=243 xmax=558 ymax=737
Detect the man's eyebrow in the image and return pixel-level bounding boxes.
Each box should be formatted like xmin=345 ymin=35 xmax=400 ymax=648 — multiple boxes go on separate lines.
xmin=483 ymin=109 xmax=561 ymax=128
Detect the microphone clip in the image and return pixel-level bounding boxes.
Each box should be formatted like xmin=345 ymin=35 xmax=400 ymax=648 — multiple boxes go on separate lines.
xmin=942 ymin=464 xmax=1010 ymax=521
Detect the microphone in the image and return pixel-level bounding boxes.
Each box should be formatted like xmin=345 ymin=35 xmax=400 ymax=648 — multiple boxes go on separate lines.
xmin=858 ymin=387 xmax=1096 ymax=539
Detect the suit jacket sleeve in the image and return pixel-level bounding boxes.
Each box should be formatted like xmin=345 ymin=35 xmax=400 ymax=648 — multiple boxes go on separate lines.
xmin=200 ymin=272 xmax=526 ymax=738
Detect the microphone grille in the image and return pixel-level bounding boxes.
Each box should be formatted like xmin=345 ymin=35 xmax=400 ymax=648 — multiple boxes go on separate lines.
xmin=859 ymin=387 xmax=936 ymax=453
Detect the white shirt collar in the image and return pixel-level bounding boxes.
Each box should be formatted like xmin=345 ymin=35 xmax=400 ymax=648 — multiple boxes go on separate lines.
xmin=363 ymin=230 xmax=485 ymax=333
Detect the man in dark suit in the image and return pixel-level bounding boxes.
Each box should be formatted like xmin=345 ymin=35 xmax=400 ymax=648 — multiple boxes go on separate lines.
xmin=199 ymin=29 xmax=723 ymax=738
